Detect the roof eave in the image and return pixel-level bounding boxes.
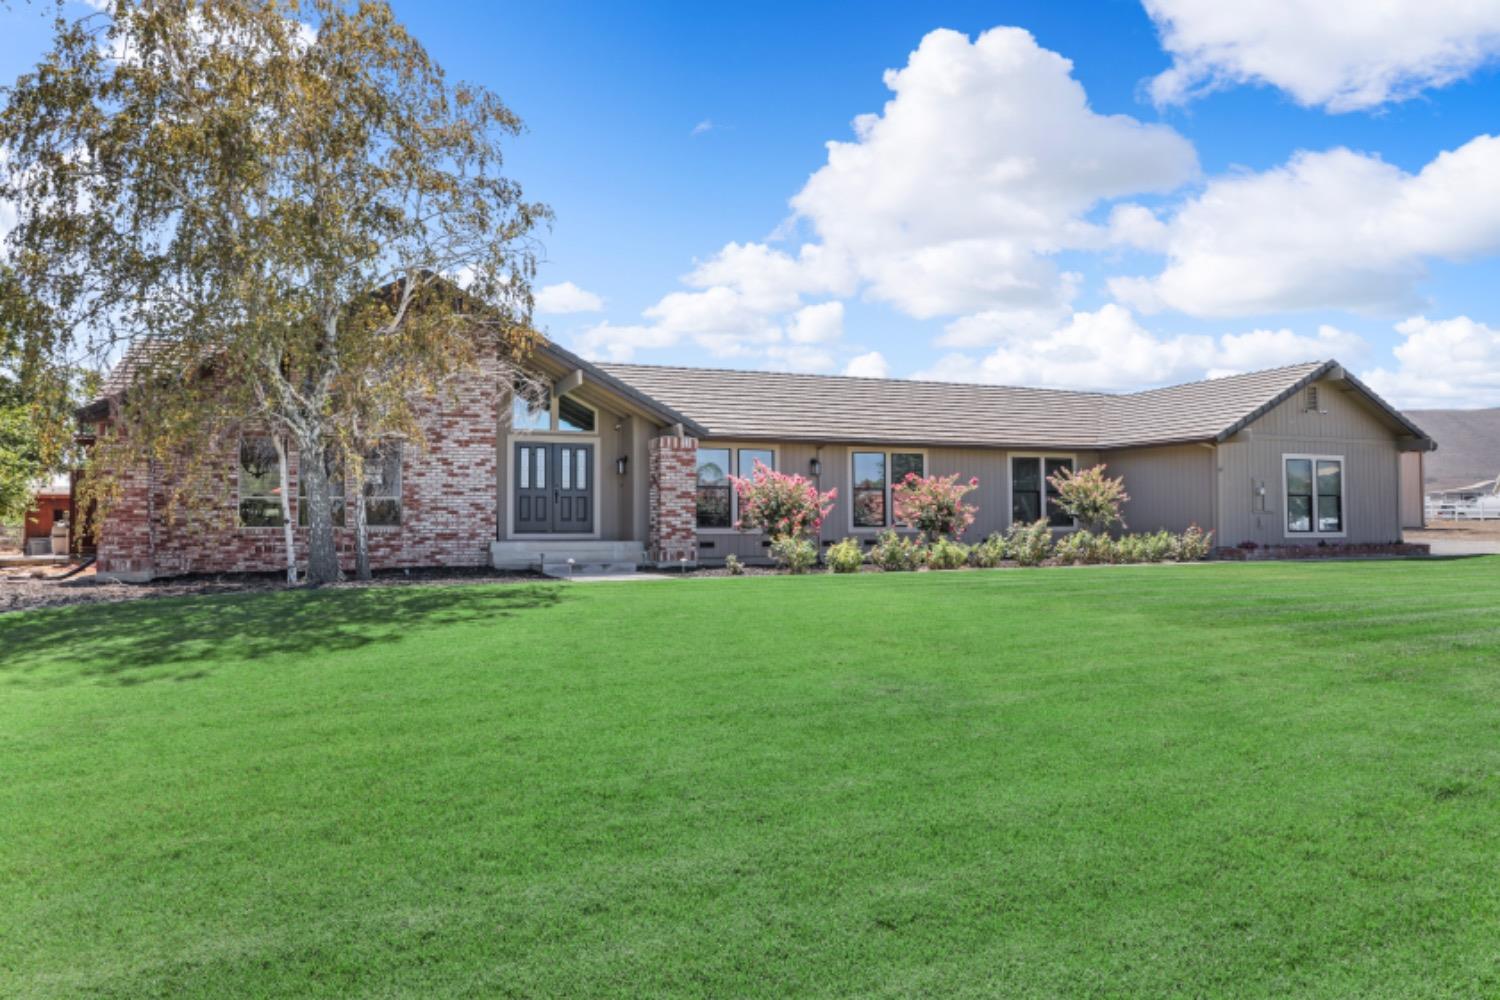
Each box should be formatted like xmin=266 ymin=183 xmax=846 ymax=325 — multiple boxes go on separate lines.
xmin=538 ymin=342 xmax=710 ymax=438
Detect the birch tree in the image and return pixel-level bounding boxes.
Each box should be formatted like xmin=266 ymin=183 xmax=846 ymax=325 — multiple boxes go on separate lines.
xmin=0 ymin=0 xmax=547 ymax=583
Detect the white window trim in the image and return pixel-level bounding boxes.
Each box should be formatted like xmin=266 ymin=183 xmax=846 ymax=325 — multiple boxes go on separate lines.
xmin=847 ymin=448 xmax=929 ymax=534
xmin=1007 ymin=452 xmax=1078 ymax=531
xmin=503 ymin=431 xmax=603 ymax=540
xmin=697 ymin=443 xmax=780 ymax=533
xmin=1282 ymin=453 xmax=1347 ymax=539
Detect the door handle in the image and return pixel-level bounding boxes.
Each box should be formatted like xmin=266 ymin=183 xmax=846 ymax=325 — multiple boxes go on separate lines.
xmin=553 ymin=488 xmax=559 ymax=504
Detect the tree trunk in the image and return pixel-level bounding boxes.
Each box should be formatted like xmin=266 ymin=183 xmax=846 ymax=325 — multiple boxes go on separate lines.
xmin=298 ymin=434 xmax=341 ymax=585
xmin=273 ymin=433 xmax=297 ymax=584
xmin=352 ymin=476 xmax=370 ymax=581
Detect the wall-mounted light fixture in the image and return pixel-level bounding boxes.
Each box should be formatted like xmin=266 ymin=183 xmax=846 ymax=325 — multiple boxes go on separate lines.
xmin=809 ymin=457 xmax=822 ymax=477
xmin=616 ymin=455 xmax=629 ymax=476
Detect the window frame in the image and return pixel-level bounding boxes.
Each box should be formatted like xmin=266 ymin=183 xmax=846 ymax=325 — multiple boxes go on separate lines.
xmin=1008 ymin=452 xmax=1078 ymax=531
xmin=697 ymin=443 xmax=780 ymax=533
xmin=846 ymin=448 xmax=928 ymax=533
xmin=237 ymin=435 xmax=285 ymax=529
xmin=509 ymin=384 xmax=598 ymax=435
xmin=361 ymin=440 xmax=403 ymax=528
xmin=1282 ymin=453 xmax=1346 ymax=539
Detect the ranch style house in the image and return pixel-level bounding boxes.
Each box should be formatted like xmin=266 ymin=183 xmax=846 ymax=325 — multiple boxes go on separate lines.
xmin=81 ymin=345 xmax=1436 ymax=580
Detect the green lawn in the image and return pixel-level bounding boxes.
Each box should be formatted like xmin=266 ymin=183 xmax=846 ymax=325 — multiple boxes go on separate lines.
xmin=4 ymin=560 xmax=1500 ymax=997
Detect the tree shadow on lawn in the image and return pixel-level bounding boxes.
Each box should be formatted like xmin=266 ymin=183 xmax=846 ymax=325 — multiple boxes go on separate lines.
xmin=0 ymin=582 xmax=567 ymax=688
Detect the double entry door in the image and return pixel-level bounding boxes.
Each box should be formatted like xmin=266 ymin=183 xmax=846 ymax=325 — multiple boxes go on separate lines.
xmin=515 ymin=441 xmax=595 ymax=534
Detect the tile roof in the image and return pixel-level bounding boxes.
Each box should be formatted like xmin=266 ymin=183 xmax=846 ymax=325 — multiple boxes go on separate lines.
xmin=597 ymin=359 xmax=1431 ymax=450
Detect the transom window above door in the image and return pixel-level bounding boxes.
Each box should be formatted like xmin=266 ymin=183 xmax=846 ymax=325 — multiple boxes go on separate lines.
xmin=1011 ymin=455 xmax=1074 ymax=528
xmin=510 ymin=384 xmax=597 ymax=434
xmin=851 ymin=450 xmax=924 ymax=529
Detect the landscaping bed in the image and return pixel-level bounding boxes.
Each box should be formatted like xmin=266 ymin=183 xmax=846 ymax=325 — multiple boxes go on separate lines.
xmin=0 ymin=564 xmax=538 ymax=614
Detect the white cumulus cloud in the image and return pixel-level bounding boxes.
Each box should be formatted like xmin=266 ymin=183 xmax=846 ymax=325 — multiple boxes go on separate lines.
xmin=572 ymin=26 xmax=1195 ymax=371
xmin=1145 ymin=0 xmax=1500 ymax=112
xmin=534 ymin=281 xmax=604 ymax=315
xmin=915 ymin=304 xmax=1366 ymax=391
xmin=843 ymin=351 xmax=890 ymax=379
xmin=792 ymin=25 xmax=1196 ymax=319
xmin=1362 ymin=315 xmax=1500 ymax=407
xmin=1111 ymin=135 xmax=1500 ymax=318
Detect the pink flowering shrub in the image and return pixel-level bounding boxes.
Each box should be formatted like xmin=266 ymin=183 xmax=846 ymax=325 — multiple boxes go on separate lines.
xmin=892 ymin=473 xmax=980 ymax=541
xmin=1175 ymin=524 xmax=1214 ymax=561
xmin=1048 ymin=464 xmax=1130 ymax=534
xmin=731 ymin=461 xmax=837 ymax=541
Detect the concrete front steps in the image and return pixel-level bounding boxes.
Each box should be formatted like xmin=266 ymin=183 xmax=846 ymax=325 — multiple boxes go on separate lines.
xmin=490 ymin=539 xmax=645 ymax=578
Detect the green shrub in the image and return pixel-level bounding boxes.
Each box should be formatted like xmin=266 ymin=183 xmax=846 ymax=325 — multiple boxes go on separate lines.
xmin=1006 ymin=518 xmax=1052 ymax=567
xmin=1141 ymin=530 xmax=1175 ymax=563
xmin=770 ymin=535 xmax=818 ymax=574
xmin=968 ymin=532 xmax=1008 ymax=568
xmin=870 ymin=530 xmax=926 ymax=572
xmin=927 ymin=537 xmax=969 ymax=570
xmin=1174 ymin=524 xmax=1214 ymax=561
xmin=1114 ymin=534 xmax=1145 ymax=564
xmin=724 ymin=553 xmax=745 ymax=576
xmin=825 ymin=537 xmax=864 ymax=574
xmin=1054 ymin=530 xmax=1116 ymax=565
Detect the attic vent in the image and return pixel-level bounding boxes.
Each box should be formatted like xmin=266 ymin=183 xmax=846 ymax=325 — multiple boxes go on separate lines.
xmin=1306 ymin=386 xmax=1320 ymax=412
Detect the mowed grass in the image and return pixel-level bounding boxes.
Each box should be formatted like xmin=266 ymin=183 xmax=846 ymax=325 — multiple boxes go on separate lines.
xmin=4 ymin=561 xmax=1500 ymax=998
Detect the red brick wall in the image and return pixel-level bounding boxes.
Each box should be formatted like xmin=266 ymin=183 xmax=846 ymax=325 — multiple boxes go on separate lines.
xmin=95 ymin=360 xmax=502 ymax=581
xmin=648 ymin=435 xmax=698 ymax=566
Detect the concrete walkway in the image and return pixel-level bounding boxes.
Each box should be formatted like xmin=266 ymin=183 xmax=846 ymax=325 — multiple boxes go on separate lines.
xmin=1421 ymin=539 xmax=1500 ymax=557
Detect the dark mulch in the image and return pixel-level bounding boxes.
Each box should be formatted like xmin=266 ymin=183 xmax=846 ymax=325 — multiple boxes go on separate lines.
xmin=0 ymin=565 xmax=541 ymax=615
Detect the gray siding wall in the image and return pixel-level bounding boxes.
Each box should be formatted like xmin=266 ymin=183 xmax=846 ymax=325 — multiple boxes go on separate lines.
xmin=1215 ymin=378 xmax=1404 ymax=546
xmin=1101 ymin=444 xmax=1216 ymax=534
xmin=1399 ymin=451 xmax=1424 ymax=529
xmin=695 ymin=441 xmax=1097 ymax=561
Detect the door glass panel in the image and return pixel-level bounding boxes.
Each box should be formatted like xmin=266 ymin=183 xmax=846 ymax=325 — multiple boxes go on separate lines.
xmin=561 ymin=448 xmax=572 ymax=489
xmin=577 ymin=449 xmax=588 ymax=489
xmin=520 ymin=447 xmax=530 ymax=489
xmin=536 ymin=447 xmax=545 ymax=489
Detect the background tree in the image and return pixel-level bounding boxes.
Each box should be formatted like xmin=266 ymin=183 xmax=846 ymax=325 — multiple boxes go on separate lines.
xmin=0 ymin=0 xmax=548 ymax=584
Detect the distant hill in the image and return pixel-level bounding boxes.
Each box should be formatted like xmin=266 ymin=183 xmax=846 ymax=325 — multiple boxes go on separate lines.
xmin=1407 ymin=408 xmax=1500 ymax=491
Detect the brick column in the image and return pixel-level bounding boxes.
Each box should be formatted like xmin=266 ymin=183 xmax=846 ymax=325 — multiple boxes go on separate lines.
xmin=95 ymin=460 xmax=156 ymax=582
xmin=648 ymin=435 xmax=698 ymax=567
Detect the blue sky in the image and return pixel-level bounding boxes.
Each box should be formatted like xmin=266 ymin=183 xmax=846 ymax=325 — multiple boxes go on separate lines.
xmin=6 ymin=1 xmax=1500 ymax=405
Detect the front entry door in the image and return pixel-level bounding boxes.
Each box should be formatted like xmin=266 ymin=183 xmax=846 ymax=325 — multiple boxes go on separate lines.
xmin=514 ymin=442 xmax=594 ymax=534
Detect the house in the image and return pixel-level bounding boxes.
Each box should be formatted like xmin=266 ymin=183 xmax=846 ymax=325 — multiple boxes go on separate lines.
xmin=16 ymin=475 xmax=74 ymax=557
xmin=83 ymin=348 xmax=1435 ymax=581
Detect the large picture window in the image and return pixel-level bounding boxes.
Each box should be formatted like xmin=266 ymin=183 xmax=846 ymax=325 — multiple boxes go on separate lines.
xmin=1011 ymin=455 xmax=1074 ymax=528
xmin=238 ymin=437 xmax=283 ymax=527
xmin=1285 ymin=455 xmax=1343 ymax=535
xmin=696 ymin=447 xmax=732 ymax=528
xmin=852 ymin=450 xmax=924 ymax=528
